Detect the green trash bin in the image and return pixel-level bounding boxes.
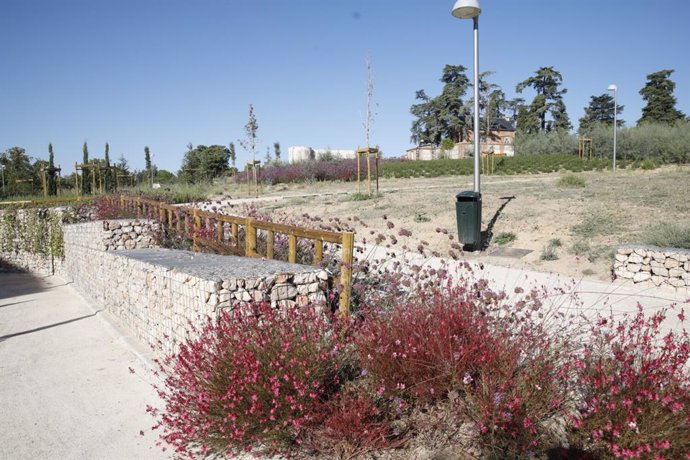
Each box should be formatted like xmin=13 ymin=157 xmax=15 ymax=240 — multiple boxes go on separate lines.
xmin=455 ymin=191 xmax=482 ymax=249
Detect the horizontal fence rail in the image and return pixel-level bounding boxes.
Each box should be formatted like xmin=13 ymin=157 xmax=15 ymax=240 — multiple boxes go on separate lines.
xmin=113 ymin=195 xmax=354 ymax=316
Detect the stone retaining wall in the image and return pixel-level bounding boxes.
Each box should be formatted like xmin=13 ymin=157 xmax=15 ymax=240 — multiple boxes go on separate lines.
xmin=0 ymin=250 xmax=64 ymax=276
xmin=0 ymin=206 xmax=92 ymax=275
xmin=614 ymin=244 xmax=690 ymax=290
xmin=63 ymin=220 xmax=331 ymax=353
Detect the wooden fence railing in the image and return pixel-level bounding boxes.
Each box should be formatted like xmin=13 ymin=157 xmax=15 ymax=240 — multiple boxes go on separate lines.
xmin=113 ymin=195 xmax=354 ymax=316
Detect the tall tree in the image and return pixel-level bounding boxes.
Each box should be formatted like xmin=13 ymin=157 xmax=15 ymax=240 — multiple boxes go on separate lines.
xmin=505 ymin=97 xmax=525 ymax=121
xmin=144 ymin=146 xmax=152 ymax=187
xmin=638 ymin=69 xmax=685 ymax=125
xmin=578 ymin=93 xmax=625 ymax=133
xmin=472 ymin=71 xmax=508 ymax=137
xmin=228 ymin=142 xmax=237 ymax=169
xmin=410 ymin=64 xmax=471 ymax=146
xmin=104 ymin=142 xmax=112 ymax=192
xmin=179 ymin=145 xmax=230 ymax=183
xmin=516 ymin=67 xmax=571 ymax=132
xmin=47 ymin=143 xmax=57 ymax=195
xmin=410 ymin=89 xmax=441 ymax=145
xmin=0 ymin=147 xmax=33 ymax=196
xmin=273 ymin=142 xmax=281 ymax=162
xmin=81 ymin=142 xmax=90 ymax=195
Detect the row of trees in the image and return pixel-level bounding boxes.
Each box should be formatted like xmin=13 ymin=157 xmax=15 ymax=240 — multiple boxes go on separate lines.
xmin=410 ymin=67 xmax=687 ymax=146
xmin=0 ymin=142 xmax=174 ymax=198
xmin=1 ymin=104 xmax=287 ymax=197
xmin=178 ymin=105 xmax=284 ymax=184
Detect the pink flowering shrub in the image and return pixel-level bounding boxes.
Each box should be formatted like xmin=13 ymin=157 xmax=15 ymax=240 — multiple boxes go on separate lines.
xmin=353 ymin=276 xmax=576 ymax=457
xmin=569 ymin=306 xmax=690 ymax=459
xmin=148 ymin=301 xmax=352 ymax=458
xmin=304 ymin=388 xmax=407 ymax=458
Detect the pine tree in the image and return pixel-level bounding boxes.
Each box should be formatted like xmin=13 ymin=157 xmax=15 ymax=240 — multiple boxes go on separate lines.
xmin=82 ymin=142 xmax=90 ymax=195
xmin=228 ymin=142 xmax=237 ymax=169
xmin=516 ymin=67 xmax=571 ymax=132
xmin=104 ymin=142 xmax=112 ymax=192
xmin=410 ymin=65 xmax=471 ymax=145
xmin=144 ymin=146 xmax=152 ymax=187
xmin=47 ymin=143 xmax=57 ymax=195
xmin=273 ymin=142 xmax=281 ymax=162
xmin=578 ymin=94 xmax=624 ymax=134
xmin=638 ymin=69 xmax=685 ymax=125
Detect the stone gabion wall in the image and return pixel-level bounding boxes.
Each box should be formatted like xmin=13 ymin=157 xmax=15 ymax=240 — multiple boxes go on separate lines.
xmin=0 ymin=207 xmax=70 ymax=276
xmin=61 ymin=218 xmax=160 ymax=252
xmin=614 ymin=244 xmax=690 ymax=289
xmin=63 ymin=221 xmax=332 ymax=353
xmin=0 ymin=250 xmax=64 ymax=276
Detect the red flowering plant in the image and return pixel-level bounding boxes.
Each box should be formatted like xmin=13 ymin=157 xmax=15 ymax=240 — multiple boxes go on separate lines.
xmin=569 ymin=305 xmax=690 ymax=459
xmin=148 ymin=301 xmax=354 ymax=458
xmin=353 ymin=269 xmax=579 ymax=457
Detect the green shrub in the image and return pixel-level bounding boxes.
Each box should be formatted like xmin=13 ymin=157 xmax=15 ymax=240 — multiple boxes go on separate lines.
xmin=571 ymin=240 xmax=591 ymax=255
xmin=583 ymin=120 xmax=690 ymax=164
xmin=571 ymin=211 xmax=619 ymax=238
xmin=514 ymin=130 xmax=579 ymax=156
xmin=495 ymin=232 xmax=517 ymax=245
xmin=557 ymin=174 xmax=586 ymax=188
xmin=641 ymin=221 xmax=690 ymax=249
xmin=540 ymin=242 xmax=559 ymax=261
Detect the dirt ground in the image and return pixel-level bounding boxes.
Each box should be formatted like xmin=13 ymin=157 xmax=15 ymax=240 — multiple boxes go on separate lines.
xmin=218 ymin=165 xmax=690 ymax=282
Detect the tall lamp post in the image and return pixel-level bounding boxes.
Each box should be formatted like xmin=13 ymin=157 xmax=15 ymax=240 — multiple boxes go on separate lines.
xmin=608 ymin=84 xmax=618 ymax=173
xmin=452 ymin=0 xmax=483 ymax=250
xmin=452 ymin=0 xmax=481 ymax=192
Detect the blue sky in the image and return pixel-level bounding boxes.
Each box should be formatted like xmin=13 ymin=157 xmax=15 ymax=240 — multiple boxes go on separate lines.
xmin=2 ymin=0 xmax=689 ymax=173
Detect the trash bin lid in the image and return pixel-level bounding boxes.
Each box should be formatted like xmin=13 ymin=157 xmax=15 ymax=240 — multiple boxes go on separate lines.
xmin=456 ymin=191 xmax=481 ymax=201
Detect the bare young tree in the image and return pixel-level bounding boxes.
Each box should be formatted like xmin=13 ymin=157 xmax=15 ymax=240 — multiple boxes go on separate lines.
xmin=238 ymin=104 xmax=259 ymax=164
xmin=363 ymin=57 xmax=377 ymax=148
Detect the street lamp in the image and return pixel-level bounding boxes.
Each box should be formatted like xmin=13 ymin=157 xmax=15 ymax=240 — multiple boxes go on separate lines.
xmin=452 ymin=0 xmax=483 ymax=250
xmin=452 ymin=0 xmax=481 ymax=192
xmin=608 ymin=84 xmax=617 ymax=173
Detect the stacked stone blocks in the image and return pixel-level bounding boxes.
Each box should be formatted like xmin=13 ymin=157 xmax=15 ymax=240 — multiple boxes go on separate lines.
xmin=614 ymin=244 xmax=690 ymax=290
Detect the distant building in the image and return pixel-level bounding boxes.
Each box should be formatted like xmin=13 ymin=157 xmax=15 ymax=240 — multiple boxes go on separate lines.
xmin=288 ymin=146 xmax=356 ymax=163
xmin=405 ymin=118 xmax=516 ymax=160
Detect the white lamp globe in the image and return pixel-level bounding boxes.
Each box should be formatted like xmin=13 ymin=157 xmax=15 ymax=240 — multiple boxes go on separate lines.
xmin=452 ymin=0 xmax=481 ymax=19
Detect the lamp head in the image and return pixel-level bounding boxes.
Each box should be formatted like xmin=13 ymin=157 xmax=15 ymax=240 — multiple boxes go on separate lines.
xmin=452 ymin=0 xmax=481 ymax=19
xmin=608 ymin=84 xmax=617 ymax=92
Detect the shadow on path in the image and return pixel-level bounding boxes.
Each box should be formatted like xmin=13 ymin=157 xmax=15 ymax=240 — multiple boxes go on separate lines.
xmin=0 ymin=309 xmax=103 ymax=343
xmin=480 ymin=195 xmax=516 ymax=250
xmin=0 ymin=272 xmax=50 ymax=300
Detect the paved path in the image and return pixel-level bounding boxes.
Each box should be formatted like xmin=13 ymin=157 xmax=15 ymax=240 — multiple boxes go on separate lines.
xmin=0 ymin=273 xmax=167 ymax=460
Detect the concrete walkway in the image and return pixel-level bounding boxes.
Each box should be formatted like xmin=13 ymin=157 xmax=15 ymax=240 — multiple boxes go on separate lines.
xmin=0 ymin=273 xmax=167 ymax=460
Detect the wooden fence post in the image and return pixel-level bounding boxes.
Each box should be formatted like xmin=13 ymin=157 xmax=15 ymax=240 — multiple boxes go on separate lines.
xmin=288 ymin=234 xmax=297 ymax=263
xmin=193 ymin=209 xmax=202 ymax=233
xmin=216 ymin=218 xmax=224 ymax=242
xmin=266 ymin=231 xmax=275 ymax=260
xmin=339 ymin=232 xmax=354 ymax=317
xmin=314 ymin=240 xmax=324 ymax=265
xmin=245 ymin=218 xmax=257 ymax=257
xmin=231 ymin=223 xmax=238 ymax=245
